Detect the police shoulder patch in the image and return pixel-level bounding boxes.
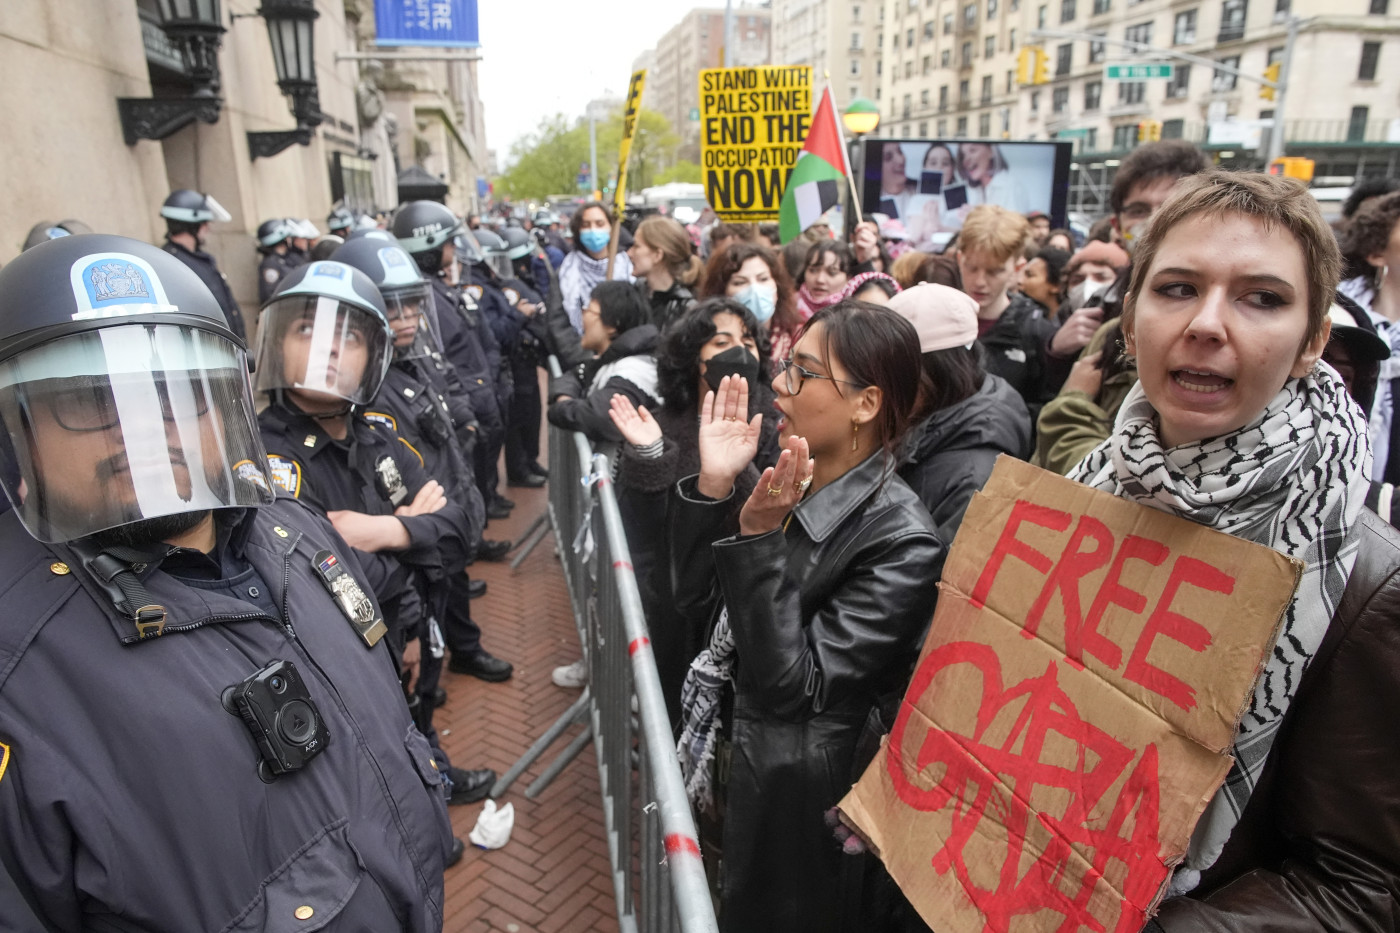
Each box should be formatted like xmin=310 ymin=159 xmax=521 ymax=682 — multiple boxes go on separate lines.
xmin=263 ymin=267 xmax=281 ymax=283
xmin=266 ymin=454 xmax=303 ymax=497
xmin=465 ymin=284 xmax=484 ymax=302
xmin=362 ymin=410 xmax=398 ymax=432
xmin=502 ymin=287 xmax=520 ymax=307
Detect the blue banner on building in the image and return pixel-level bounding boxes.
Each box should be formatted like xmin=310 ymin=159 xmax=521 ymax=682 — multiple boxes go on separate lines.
xmin=376 ymin=0 xmax=479 ymax=48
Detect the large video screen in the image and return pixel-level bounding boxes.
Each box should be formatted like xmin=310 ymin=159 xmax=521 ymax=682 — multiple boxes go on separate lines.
xmin=860 ymin=138 xmax=1072 ymax=251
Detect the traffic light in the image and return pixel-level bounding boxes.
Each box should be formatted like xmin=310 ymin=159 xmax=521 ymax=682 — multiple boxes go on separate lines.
xmin=1016 ymin=47 xmax=1050 ymax=85
xmin=1137 ymin=119 xmax=1162 ymax=142
xmin=1269 ymin=157 xmax=1314 ymax=182
xmin=1261 ymin=61 xmax=1280 ymax=101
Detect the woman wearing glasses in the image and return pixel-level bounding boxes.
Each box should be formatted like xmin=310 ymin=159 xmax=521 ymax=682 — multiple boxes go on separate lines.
xmin=670 ymin=301 xmax=944 ymax=932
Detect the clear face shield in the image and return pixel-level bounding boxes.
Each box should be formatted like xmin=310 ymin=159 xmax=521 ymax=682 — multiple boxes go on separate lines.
xmin=253 ymin=296 xmax=391 ymax=407
xmin=485 ymin=252 xmax=514 ymax=281
xmin=382 ymin=281 xmax=440 ymax=360
xmin=0 ymin=325 xmax=275 ymax=543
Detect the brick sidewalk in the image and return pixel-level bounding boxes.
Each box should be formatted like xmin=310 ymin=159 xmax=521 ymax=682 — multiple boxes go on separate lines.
xmin=436 ymin=473 xmax=620 ymax=933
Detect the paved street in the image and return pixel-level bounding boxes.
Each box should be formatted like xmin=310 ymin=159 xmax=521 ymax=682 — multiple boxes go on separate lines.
xmin=437 ymin=460 xmax=621 ymax=933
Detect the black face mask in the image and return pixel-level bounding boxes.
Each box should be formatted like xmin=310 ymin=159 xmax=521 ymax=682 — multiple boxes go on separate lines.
xmin=703 ymin=346 xmax=761 ymax=393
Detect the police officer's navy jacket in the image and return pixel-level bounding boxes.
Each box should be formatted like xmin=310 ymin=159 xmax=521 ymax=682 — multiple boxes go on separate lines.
xmin=372 ymin=366 xmax=485 ymax=543
xmin=257 ymin=402 xmax=470 ymax=572
xmin=162 ymin=239 xmax=246 ymax=343
xmin=258 ymin=250 xmax=294 ymax=304
xmin=0 ymin=497 xmax=451 ymax=930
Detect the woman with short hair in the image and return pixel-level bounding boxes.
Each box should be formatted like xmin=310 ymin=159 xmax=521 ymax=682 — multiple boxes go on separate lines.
xmin=1067 ymin=171 xmax=1400 ymax=929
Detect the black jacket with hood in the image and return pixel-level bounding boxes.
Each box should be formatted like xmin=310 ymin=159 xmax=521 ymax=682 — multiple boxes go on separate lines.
xmin=897 ymin=373 xmax=1032 ymax=550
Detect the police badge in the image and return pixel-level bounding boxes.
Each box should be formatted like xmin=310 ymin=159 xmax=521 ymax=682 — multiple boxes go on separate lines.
xmin=374 ymin=455 xmax=408 ymax=506
xmin=311 ymin=549 xmax=386 ymax=648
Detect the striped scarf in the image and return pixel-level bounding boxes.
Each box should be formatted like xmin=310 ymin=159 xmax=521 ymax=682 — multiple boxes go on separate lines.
xmin=1068 ymin=363 xmax=1370 ymax=890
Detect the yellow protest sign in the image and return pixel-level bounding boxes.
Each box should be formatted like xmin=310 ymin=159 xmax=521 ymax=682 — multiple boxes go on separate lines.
xmin=698 ymin=66 xmax=812 ymax=222
xmin=614 ymin=69 xmax=647 ymax=219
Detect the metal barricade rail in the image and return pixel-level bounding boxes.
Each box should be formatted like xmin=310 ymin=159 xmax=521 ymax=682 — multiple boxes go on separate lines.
xmin=493 ymin=358 xmax=718 ymax=933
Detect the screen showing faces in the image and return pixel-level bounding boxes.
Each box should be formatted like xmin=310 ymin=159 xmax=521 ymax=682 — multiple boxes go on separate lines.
xmin=861 ymin=138 xmax=1072 ymax=251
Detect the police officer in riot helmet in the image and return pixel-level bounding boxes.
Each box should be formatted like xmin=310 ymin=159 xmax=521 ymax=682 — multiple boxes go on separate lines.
xmin=332 ymin=236 xmax=515 ymax=683
xmin=160 ymin=188 xmax=247 ymax=343
xmin=254 ymin=260 xmax=504 ymax=792
xmin=287 ymin=219 xmax=317 ymax=267
xmin=22 ymin=219 xmax=94 ymax=252
xmin=392 ymin=202 xmax=514 ymax=525
xmin=256 ymin=218 xmax=295 ymax=304
xmin=479 ymin=227 xmax=550 ymax=486
xmin=0 ymin=235 xmax=454 ymax=928
xmin=327 ymin=206 xmax=354 ymax=237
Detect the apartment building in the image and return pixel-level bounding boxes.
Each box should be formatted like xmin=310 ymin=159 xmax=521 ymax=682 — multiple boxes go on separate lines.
xmin=639 ymin=7 xmax=772 ymax=161
xmin=771 ymin=0 xmax=884 ymax=112
xmin=874 ymin=0 xmax=1034 ymax=141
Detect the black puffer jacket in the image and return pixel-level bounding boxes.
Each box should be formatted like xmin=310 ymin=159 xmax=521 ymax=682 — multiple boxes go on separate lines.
xmin=546 ymin=325 xmax=662 ymax=444
xmin=670 ymin=455 xmax=945 ymax=932
xmin=897 ymin=373 xmax=1032 ymax=550
xmin=977 ymin=293 xmax=1057 ymax=420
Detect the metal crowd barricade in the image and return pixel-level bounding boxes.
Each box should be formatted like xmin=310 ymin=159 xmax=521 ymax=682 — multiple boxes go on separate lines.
xmin=492 ymin=358 xmax=718 ymax=933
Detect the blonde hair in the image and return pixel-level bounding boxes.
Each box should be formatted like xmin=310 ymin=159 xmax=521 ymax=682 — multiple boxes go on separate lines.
xmin=890 ymin=250 xmax=931 ymax=289
xmin=635 ymin=215 xmax=702 ymax=286
xmin=957 ymin=204 xmax=1032 ymax=265
xmin=1123 ymin=171 xmax=1340 ymax=349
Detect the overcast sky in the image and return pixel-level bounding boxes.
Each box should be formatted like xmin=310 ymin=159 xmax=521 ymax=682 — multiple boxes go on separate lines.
xmin=476 ymin=0 xmax=723 ymax=164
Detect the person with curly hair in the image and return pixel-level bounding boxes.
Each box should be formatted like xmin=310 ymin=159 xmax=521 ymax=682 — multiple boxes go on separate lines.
xmin=698 ymin=242 xmax=804 ymax=365
xmin=608 ymin=299 xmax=780 ymax=720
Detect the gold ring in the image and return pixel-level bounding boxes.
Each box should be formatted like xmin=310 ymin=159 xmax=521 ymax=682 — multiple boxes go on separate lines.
xmin=766 ymin=483 xmax=783 ymax=496
xmin=797 ymin=477 xmax=813 ymax=492
xmin=726 ymin=416 xmax=739 ymax=422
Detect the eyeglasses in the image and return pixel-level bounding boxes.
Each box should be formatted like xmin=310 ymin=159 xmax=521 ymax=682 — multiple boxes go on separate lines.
xmin=776 ymin=358 xmax=864 ymax=396
xmin=39 ymin=377 xmax=212 ymax=432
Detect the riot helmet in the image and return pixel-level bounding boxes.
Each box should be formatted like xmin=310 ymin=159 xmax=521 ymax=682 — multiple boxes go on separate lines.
xmin=327 ymin=206 xmax=354 ymax=235
xmin=330 ymin=237 xmax=437 ymax=360
xmin=256 ymin=218 xmax=293 ymax=251
xmin=0 ymin=235 xmax=275 ymax=543
xmin=453 ymin=229 xmax=484 ymax=266
xmin=23 ymin=219 xmax=93 ymax=252
xmin=391 ymin=201 xmax=461 ymax=275
xmin=309 ymin=235 xmax=344 ymax=261
xmin=473 ymin=228 xmax=513 ymax=280
xmin=161 ymin=189 xmax=231 ymax=226
xmin=253 ymin=261 xmax=393 ymax=410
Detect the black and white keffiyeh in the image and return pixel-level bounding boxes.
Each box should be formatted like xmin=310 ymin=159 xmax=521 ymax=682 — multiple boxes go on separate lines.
xmin=558 ymin=250 xmax=632 ymax=333
xmin=1069 ymin=364 xmax=1371 ymax=890
xmin=677 ymin=607 xmax=736 ymax=814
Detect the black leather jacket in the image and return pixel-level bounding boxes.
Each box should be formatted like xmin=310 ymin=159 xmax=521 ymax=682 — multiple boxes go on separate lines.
xmin=1149 ymin=507 xmax=1400 ymax=932
xmin=670 ymin=454 xmax=945 ymax=932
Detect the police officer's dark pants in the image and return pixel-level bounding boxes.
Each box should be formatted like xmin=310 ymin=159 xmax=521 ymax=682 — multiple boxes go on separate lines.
xmin=506 ymin=359 xmax=543 ymax=480
xmin=443 ymin=572 xmax=483 ymax=657
xmin=467 ymin=385 xmax=504 ymax=504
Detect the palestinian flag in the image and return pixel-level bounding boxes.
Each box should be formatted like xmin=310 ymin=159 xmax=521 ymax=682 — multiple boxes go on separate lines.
xmin=779 ymin=87 xmax=850 ymax=244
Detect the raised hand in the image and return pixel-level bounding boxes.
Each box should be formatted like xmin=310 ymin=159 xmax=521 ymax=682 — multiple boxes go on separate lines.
xmin=696 ymin=375 xmax=762 ymax=500
xmin=608 ymin=394 xmax=663 ymax=447
xmin=739 ymin=435 xmax=815 ymax=536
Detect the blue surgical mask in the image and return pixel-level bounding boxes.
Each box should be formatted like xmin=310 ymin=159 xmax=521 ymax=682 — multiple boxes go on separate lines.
xmin=579 ymin=228 xmax=611 ymax=254
xmin=734 ymin=282 xmax=777 ymax=323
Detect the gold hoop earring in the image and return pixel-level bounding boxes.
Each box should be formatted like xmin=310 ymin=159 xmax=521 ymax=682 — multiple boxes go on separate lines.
xmin=851 ymin=419 xmax=860 ymax=452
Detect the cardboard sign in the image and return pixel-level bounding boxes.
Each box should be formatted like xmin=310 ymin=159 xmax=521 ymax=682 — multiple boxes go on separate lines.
xmin=698 ymin=66 xmax=812 ymax=221
xmin=840 ymin=457 xmax=1301 ymax=933
xmin=614 ymin=69 xmax=647 ymax=218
